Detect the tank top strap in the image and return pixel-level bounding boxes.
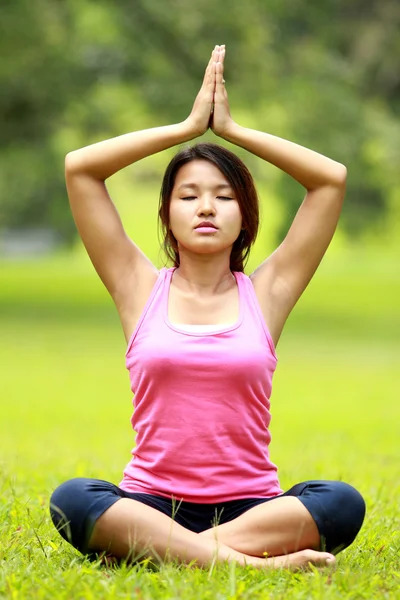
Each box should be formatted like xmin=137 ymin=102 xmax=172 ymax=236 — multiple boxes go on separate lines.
xmin=125 ymin=267 xmax=169 ymax=356
xmin=161 ymin=266 xmax=176 ymax=306
xmin=236 ymin=271 xmax=277 ymax=360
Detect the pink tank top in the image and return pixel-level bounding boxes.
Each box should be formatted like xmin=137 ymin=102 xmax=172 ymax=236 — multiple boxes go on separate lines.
xmin=119 ymin=267 xmax=282 ymax=502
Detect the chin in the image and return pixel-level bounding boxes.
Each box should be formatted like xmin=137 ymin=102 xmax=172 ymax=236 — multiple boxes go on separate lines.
xmin=179 ymin=241 xmax=233 ymax=256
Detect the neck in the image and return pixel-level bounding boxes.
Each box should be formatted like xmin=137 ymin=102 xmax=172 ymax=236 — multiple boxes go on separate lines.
xmin=173 ymin=251 xmax=235 ymax=295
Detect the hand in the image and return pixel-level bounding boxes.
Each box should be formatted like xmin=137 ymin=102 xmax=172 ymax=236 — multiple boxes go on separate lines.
xmin=185 ymin=46 xmax=219 ymax=137
xmin=210 ymin=46 xmax=235 ymax=138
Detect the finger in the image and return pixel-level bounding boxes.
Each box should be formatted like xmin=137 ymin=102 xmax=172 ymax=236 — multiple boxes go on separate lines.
xmin=215 ymin=61 xmax=225 ymax=88
xmin=219 ymin=45 xmax=226 ymax=66
xmin=215 ymin=45 xmax=225 ymax=69
xmin=201 ymin=61 xmax=216 ymax=103
xmin=209 ymin=52 xmax=217 ymax=81
xmin=202 ymin=46 xmax=218 ymax=85
xmin=217 ymin=47 xmax=225 ymax=75
xmin=203 ymin=54 xmax=214 ymax=81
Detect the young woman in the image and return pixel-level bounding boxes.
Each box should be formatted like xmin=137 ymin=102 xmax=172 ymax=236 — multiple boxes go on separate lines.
xmin=50 ymin=45 xmax=365 ymax=571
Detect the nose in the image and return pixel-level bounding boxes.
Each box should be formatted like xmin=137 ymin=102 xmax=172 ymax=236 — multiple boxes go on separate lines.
xmin=197 ymin=194 xmax=216 ymax=217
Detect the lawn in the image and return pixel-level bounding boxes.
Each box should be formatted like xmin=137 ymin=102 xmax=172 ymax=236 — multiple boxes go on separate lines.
xmin=0 ymin=249 xmax=399 ymax=599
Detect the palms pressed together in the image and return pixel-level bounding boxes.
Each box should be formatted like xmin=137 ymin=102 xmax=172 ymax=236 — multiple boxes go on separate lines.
xmin=188 ymin=45 xmax=234 ymax=138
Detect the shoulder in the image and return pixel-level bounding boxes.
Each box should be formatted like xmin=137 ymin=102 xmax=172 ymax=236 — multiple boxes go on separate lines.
xmin=249 ymin=263 xmax=292 ymax=347
xmin=114 ymin=266 xmax=168 ymax=343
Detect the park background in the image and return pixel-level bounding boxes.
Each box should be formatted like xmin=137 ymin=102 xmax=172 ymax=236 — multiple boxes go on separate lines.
xmin=0 ymin=1 xmax=399 ymax=598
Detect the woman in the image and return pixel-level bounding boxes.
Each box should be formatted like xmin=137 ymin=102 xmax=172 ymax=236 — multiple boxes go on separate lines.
xmin=50 ymin=45 xmax=365 ymax=570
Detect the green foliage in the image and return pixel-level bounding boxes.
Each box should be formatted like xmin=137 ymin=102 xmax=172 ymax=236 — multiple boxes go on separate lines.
xmin=0 ymin=1 xmax=399 ymax=243
xmin=0 ymin=251 xmax=399 ymax=597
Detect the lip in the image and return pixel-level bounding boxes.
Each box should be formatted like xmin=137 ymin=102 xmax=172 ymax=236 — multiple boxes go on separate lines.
xmin=195 ymin=227 xmax=218 ymax=234
xmin=195 ymin=222 xmax=218 ymax=229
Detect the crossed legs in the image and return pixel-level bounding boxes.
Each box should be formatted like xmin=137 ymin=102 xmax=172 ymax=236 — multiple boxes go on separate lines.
xmin=88 ymin=496 xmax=334 ymax=570
xmin=198 ymin=496 xmax=321 ymax=556
xmin=50 ymin=479 xmax=365 ymax=571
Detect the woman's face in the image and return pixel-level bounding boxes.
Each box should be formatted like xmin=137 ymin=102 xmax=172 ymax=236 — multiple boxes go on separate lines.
xmin=169 ymin=160 xmax=242 ymax=257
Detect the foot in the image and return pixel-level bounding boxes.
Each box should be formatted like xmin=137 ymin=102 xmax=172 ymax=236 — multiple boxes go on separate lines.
xmin=264 ymin=549 xmax=336 ymax=571
xmin=99 ymin=553 xmax=120 ymax=567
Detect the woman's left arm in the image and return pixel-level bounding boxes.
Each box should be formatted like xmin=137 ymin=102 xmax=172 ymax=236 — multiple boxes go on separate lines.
xmin=212 ymin=48 xmax=347 ymax=342
xmin=222 ymin=122 xmax=347 ymax=298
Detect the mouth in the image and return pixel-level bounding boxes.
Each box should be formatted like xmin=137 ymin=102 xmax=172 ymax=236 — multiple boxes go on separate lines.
xmin=194 ymin=225 xmax=218 ymax=234
xmin=195 ymin=228 xmax=217 ymax=233
xmin=195 ymin=222 xmax=218 ymax=230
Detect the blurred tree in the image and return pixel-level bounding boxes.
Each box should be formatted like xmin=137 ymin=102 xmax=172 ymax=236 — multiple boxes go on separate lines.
xmin=0 ymin=0 xmax=399 ymax=243
xmin=0 ymin=0 xmax=94 ymax=238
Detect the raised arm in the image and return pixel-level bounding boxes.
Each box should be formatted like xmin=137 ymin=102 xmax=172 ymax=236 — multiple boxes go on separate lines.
xmin=211 ymin=47 xmax=347 ymax=344
xmin=65 ymin=122 xmax=195 ymax=296
xmin=65 ymin=47 xmax=219 ymax=320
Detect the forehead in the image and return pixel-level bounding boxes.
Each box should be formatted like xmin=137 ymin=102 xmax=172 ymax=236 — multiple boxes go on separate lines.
xmin=174 ymin=160 xmax=231 ymax=188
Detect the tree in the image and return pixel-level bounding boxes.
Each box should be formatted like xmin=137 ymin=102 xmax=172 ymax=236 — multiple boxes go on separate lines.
xmin=1 ymin=0 xmax=399 ymax=243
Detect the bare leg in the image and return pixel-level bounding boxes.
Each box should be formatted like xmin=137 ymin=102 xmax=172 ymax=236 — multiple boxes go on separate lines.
xmin=199 ymin=497 xmax=325 ymax=558
xmin=89 ymin=499 xmax=261 ymax=567
xmin=88 ymin=499 xmax=335 ymax=570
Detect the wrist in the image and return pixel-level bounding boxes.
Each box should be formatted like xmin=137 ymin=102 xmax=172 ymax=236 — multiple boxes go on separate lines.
xmin=217 ymin=120 xmax=240 ymax=142
xmin=182 ymin=117 xmax=207 ymax=139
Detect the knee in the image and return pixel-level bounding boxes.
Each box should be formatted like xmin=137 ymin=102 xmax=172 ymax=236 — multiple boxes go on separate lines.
xmin=49 ymin=477 xmax=91 ymax=548
xmin=325 ymin=481 xmax=366 ymax=553
xmin=333 ymin=481 xmax=366 ymax=529
xmin=50 ymin=477 xmax=87 ymax=521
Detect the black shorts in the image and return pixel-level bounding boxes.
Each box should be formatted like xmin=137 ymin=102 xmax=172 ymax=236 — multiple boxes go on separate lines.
xmin=50 ymin=478 xmax=365 ymax=556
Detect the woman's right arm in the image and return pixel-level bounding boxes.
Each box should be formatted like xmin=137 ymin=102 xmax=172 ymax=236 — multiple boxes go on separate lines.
xmin=65 ymin=46 xmax=217 ymax=313
xmin=65 ymin=122 xmax=198 ymax=182
xmin=65 ymin=121 xmax=197 ymax=301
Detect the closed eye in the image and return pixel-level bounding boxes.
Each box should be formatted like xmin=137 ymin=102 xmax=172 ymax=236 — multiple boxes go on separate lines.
xmin=180 ymin=196 xmax=234 ymax=201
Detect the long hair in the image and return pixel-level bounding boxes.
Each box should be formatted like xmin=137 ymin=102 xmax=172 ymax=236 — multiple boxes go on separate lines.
xmin=158 ymin=142 xmax=259 ymax=272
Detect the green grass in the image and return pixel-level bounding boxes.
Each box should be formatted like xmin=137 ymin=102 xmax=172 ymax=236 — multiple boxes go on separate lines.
xmin=1 ymin=249 xmax=399 ymax=599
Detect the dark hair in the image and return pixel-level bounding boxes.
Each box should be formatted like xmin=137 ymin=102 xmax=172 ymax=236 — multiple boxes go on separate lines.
xmin=158 ymin=142 xmax=259 ymax=272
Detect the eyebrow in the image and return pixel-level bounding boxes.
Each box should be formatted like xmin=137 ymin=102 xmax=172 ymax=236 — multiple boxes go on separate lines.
xmin=177 ymin=183 xmax=233 ymax=191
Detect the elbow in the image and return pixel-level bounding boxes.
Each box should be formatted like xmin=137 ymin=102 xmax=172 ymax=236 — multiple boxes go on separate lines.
xmin=65 ymin=151 xmax=102 ymax=181
xmin=333 ymin=163 xmax=347 ymax=188
xmin=65 ymin=151 xmax=80 ymax=176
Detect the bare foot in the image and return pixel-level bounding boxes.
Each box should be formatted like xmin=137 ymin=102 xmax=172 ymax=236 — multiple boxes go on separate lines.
xmin=99 ymin=553 xmax=120 ymax=567
xmin=264 ymin=549 xmax=336 ymax=571
xmin=97 ymin=548 xmax=335 ymax=572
